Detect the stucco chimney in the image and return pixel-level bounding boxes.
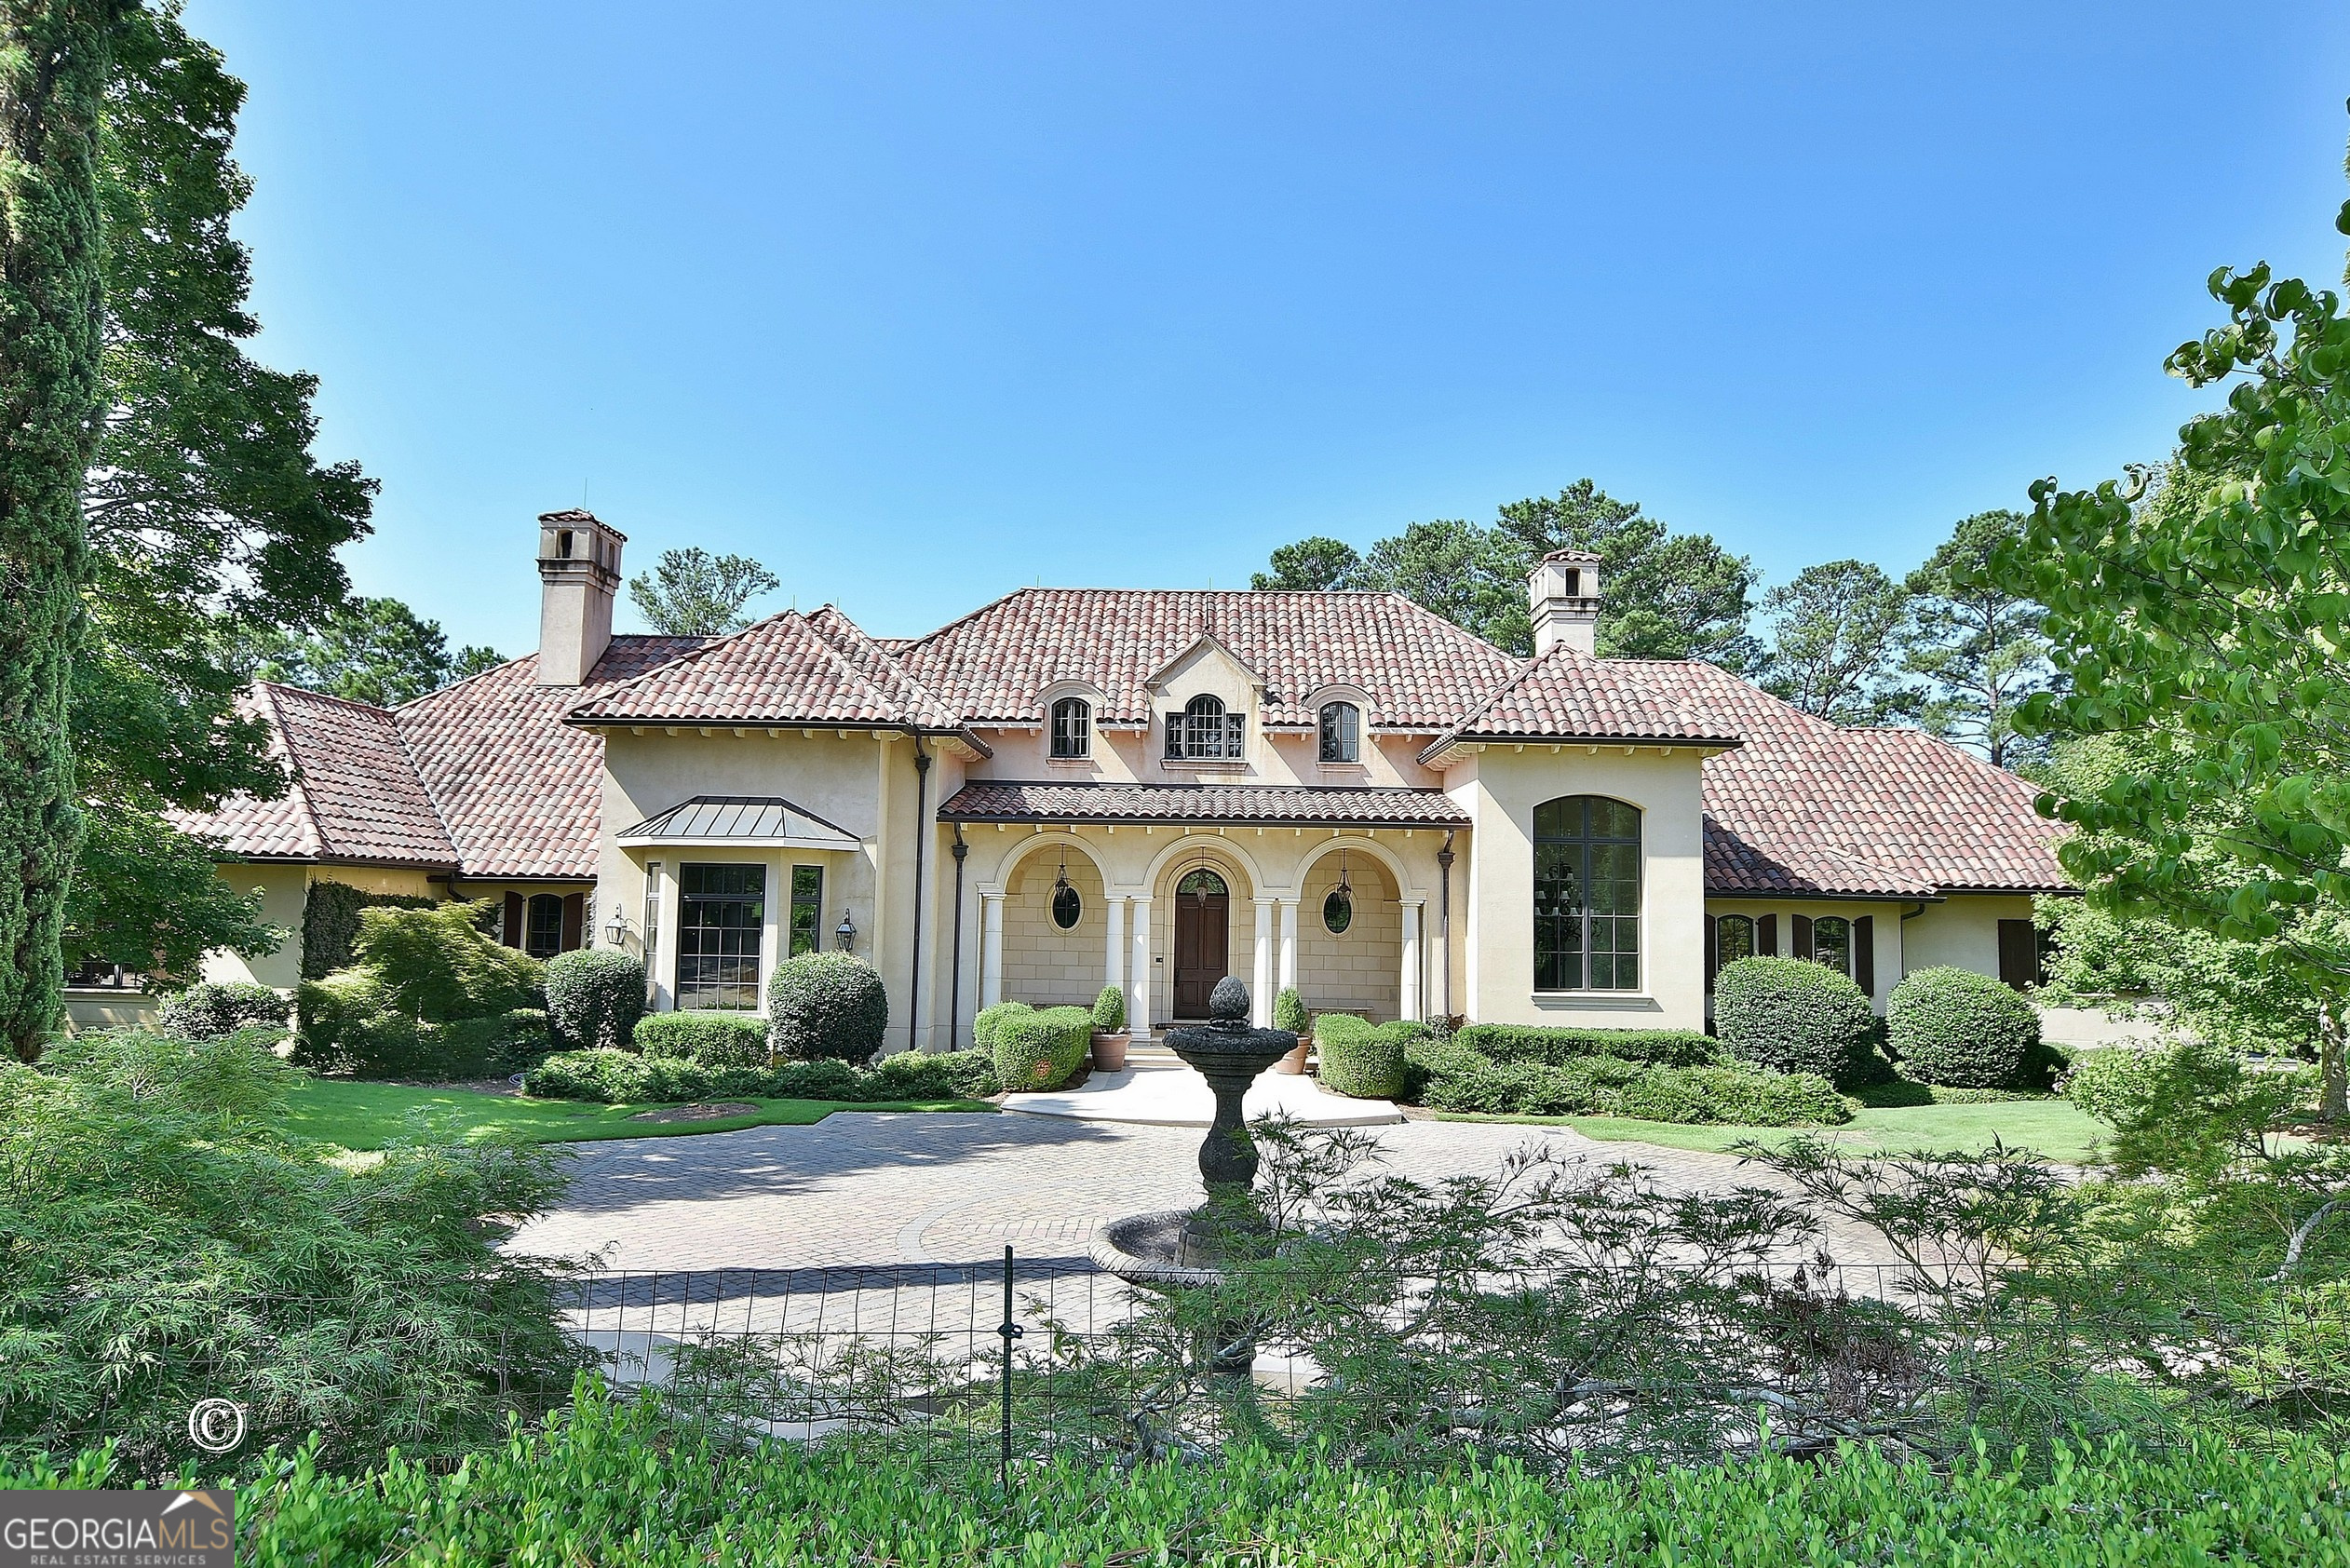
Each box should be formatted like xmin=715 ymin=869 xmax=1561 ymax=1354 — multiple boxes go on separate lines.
xmin=1527 ymin=548 xmax=1601 ymax=656
xmin=535 ymin=508 xmax=627 ymax=685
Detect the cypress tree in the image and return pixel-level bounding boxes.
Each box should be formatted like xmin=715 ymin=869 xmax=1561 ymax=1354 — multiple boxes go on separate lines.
xmin=0 ymin=0 xmax=134 ymax=1059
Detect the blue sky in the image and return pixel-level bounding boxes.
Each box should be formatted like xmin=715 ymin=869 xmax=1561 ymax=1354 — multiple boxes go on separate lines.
xmin=189 ymin=1 xmax=2350 ymax=656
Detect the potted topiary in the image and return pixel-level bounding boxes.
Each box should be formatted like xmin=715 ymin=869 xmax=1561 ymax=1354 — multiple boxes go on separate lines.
xmin=1272 ymin=986 xmax=1310 ymax=1074
xmin=1089 ymin=983 xmax=1130 ymax=1072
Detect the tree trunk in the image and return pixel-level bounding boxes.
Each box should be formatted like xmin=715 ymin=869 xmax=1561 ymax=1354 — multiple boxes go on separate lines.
xmin=0 ymin=0 xmax=131 ymax=1060
xmin=2320 ymin=1002 xmax=2348 ymax=1124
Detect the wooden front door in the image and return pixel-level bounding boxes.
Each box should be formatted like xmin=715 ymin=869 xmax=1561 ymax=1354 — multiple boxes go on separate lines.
xmin=1172 ymin=869 xmax=1231 ymax=1018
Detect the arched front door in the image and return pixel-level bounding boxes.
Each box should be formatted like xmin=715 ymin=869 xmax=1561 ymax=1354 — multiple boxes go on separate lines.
xmin=1172 ymin=868 xmax=1230 ymax=1018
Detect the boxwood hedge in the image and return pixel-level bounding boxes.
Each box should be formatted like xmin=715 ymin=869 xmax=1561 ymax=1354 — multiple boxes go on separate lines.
xmin=993 ymin=1005 xmax=1091 ymax=1092
xmin=1888 ymin=965 xmax=2043 ymax=1088
xmin=527 ymin=1047 xmax=998 ymax=1104
xmin=1313 ymin=1013 xmax=1415 ymax=1099
xmin=1712 ymin=955 xmax=1876 ymax=1086
xmin=17 ymin=1387 xmax=2340 ymax=1567
xmin=1453 ymin=1021 xmax=1726 ymax=1069
xmin=633 ymin=1009 xmax=770 ymax=1066
xmin=156 ymin=980 xmax=289 ymax=1042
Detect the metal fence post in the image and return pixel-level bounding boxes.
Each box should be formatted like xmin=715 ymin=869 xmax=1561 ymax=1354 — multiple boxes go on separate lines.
xmin=996 ymin=1244 xmax=1023 ymax=1491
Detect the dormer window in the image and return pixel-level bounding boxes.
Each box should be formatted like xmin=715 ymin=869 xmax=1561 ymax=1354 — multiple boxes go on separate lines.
xmin=1050 ymin=696 xmax=1091 ymax=759
xmin=1317 ymin=701 xmax=1360 ymax=764
xmin=1166 ymin=694 xmax=1244 ymax=760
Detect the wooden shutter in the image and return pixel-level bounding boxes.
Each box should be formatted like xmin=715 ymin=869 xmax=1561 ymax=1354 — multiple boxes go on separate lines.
xmin=561 ymin=893 xmax=585 ymax=952
xmin=1997 ymin=919 xmax=2038 ymax=990
xmin=1757 ymin=913 xmax=1777 ymax=956
xmin=1854 ymin=915 xmax=1875 ymax=998
xmin=1791 ymin=913 xmax=1813 ymax=961
xmin=1704 ymin=914 xmax=1719 ymax=991
xmin=503 ymin=892 xmax=524 ymax=949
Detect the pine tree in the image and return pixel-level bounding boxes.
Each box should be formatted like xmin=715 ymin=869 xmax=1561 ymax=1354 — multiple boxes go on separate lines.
xmin=0 ymin=0 xmax=135 ymax=1059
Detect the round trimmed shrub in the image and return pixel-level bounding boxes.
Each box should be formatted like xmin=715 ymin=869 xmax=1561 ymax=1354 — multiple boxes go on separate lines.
xmin=635 ymin=1009 xmax=769 ymax=1066
xmin=158 ymin=980 xmax=289 ymax=1042
xmin=993 ymin=1005 xmax=1091 ymax=1091
xmin=1888 ymin=966 xmax=2043 ymax=1089
xmin=1092 ymin=983 xmax=1127 ymax=1034
xmin=768 ymin=953 xmax=889 ymax=1063
xmin=545 ymin=949 xmax=645 ymax=1052
xmin=1713 ymin=956 xmax=1875 ymax=1087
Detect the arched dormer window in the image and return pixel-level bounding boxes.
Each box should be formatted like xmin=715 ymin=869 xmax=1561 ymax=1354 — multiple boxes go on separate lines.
xmin=1533 ymin=795 xmax=1641 ymax=992
xmin=1166 ymin=694 xmax=1243 ymax=760
xmin=1317 ymin=701 xmax=1360 ymax=764
xmin=1050 ymin=696 xmax=1091 ymax=759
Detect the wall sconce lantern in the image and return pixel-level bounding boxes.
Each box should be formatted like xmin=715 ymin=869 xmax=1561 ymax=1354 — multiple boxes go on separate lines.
xmin=603 ymin=907 xmax=630 ymax=948
xmin=834 ymin=910 xmax=857 ymax=952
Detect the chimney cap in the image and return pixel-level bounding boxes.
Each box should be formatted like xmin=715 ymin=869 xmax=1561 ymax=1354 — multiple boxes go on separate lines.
xmin=1539 ymin=547 xmax=1600 ymax=565
xmin=536 ymin=507 xmax=628 ymax=544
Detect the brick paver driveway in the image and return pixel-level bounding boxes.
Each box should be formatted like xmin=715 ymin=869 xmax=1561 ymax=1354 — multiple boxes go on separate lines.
xmin=514 ymin=1110 xmax=1898 ymax=1275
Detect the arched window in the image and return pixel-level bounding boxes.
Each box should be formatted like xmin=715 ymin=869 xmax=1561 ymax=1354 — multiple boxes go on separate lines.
xmin=1533 ymin=796 xmax=1641 ymax=992
xmin=1715 ymin=913 xmax=1755 ymax=966
xmin=1317 ymin=701 xmax=1360 ymax=764
xmin=1811 ymin=916 xmax=1853 ymax=979
xmin=1050 ymin=696 xmax=1091 ymax=759
xmin=1167 ymin=694 xmax=1243 ymax=760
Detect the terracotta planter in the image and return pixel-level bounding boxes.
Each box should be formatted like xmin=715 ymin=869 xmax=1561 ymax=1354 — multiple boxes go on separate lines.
xmin=1091 ymin=1031 xmax=1130 ymax=1072
xmin=1273 ymin=1040 xmax=1309 ymax=1075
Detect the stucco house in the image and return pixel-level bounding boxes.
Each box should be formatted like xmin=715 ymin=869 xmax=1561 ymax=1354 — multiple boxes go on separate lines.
xmin=172 ymin=509 xmax=2071 ymax=1050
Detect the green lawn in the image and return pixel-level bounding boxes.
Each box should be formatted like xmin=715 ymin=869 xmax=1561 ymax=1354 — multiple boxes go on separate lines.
xmin=1431 ymin=1096 xmax=2106 ymax=1163
xmin=283 ymin=1078 xmax=993 ymax=1153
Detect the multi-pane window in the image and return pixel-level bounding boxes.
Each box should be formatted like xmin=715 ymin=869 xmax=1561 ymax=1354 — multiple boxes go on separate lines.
xmin=789 ymin=865 xmax=824 ymax=958
xmin=677 ymin=863 xmax=765 ymax=1010
xmin=1715 ymin=913 xmax=1755 ymax=967
xmin=1533 ymin=796 xmax=1641 ymax=992
xmin=1050 ymin=697 xmax=1091 ymax=759
xmin=642 ymin=860 xmax=664 ymax=998
xmin=1811 ymin=916 xmax=1853 ymax=980
xmin=524 ymin=893 xmax=566 ymax=960
xmin=1166 ymin=694 xmax=1245 ymax=760
xmin=1317 ymin=702 xmax=1360 ymax=764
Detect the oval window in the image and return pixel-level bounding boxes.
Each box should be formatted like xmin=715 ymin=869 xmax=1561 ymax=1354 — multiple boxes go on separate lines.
xmin=1322 ymin=889 xmax=1353 ymax=935
xmin=1052 ymin=884 xmax=1082 ymax=930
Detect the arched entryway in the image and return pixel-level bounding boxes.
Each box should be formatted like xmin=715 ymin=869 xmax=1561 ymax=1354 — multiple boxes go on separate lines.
xmin=1151 ymin=845 xmax=1256 ymax=1024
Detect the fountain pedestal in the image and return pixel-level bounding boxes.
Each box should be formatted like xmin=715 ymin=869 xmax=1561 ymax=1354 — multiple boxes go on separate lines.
xmin=1088 ymin=976 xmax=1299 ymax=1368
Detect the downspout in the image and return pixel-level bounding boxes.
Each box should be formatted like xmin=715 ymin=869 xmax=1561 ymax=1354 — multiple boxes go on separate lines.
xmin=949 ymin=826 xmax=969 ymax=1049
xmin=908 ymin=737 xmax=932 ymax=1055
xmin=1436 ymin=831 xmax=1456 ymax=1021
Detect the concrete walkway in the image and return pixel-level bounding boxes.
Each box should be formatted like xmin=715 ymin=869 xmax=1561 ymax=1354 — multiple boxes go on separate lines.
xmin=998 ymin=1061 xmax=1403 ymax=1127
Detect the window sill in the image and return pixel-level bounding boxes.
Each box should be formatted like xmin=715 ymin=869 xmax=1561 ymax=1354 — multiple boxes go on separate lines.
xmin=1161 ymin=757 xmax=1249 ymax=771
xmin=1530 ymin=991 xmax=1659 ymax=1010
xmin=1045 ymin=757 xmax=1094 ymax=768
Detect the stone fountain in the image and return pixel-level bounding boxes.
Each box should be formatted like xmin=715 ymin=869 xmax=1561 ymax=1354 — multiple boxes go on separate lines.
xmin=1089 ymin=976 xmax=1298 ymax=1367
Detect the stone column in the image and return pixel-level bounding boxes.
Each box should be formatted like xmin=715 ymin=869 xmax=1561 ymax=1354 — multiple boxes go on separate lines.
xmin=1128 ymin=895 xmax=1153 ymax=1037
xmin=1104 ymin=892 xmax=1127 ymax=995
xmin=1251 ymin=899 xmax=1276 ymax=1025
xmin=1276 ymin=898 xmax=1299 ymax=997
xmin=979 ymin=892 xmax=1005 ymax=1009
xmin=1399 ymin=899 xmax=1424 ymax=1022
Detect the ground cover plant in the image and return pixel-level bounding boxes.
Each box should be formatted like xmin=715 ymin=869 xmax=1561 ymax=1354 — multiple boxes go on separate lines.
xmin=526 ymin=1044 xmax=1001 ymax=1103
xmin=0 ymin=1029 xmax=587 ymax=1472
xmin=1431 ymin=1096 xmax=2106 ymax=1161
xmin=7 ymin=1392 xmax=2345 ymax=1568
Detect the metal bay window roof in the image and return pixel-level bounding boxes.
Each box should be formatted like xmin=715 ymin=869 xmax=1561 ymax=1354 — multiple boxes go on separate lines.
xmin=616 ymin=794 xmax=862 ymax=850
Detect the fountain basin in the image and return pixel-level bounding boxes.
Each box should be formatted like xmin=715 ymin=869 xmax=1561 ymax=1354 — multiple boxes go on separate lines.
xmin=1089 ymin=1210 xmax=1223 ymax=1291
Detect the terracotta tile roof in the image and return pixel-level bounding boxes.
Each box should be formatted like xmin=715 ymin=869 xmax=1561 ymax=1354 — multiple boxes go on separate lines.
xmin=892 ymin=588 xmax=1523 ymax=730
xmin=939 ymin=780 xmax=1469 ymax=827
xmin=395 ymin=638 xmax=709 ymax=879
xmin=169 ymin=683 xmax=456 ymax=866
xmin=565 ymin=608 xmax=970 ymax=732
xmin=1623 ymin=660 xmax=2068 ymax=897
xmin=1425 ymin=643 xmax=1744 ymax=749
